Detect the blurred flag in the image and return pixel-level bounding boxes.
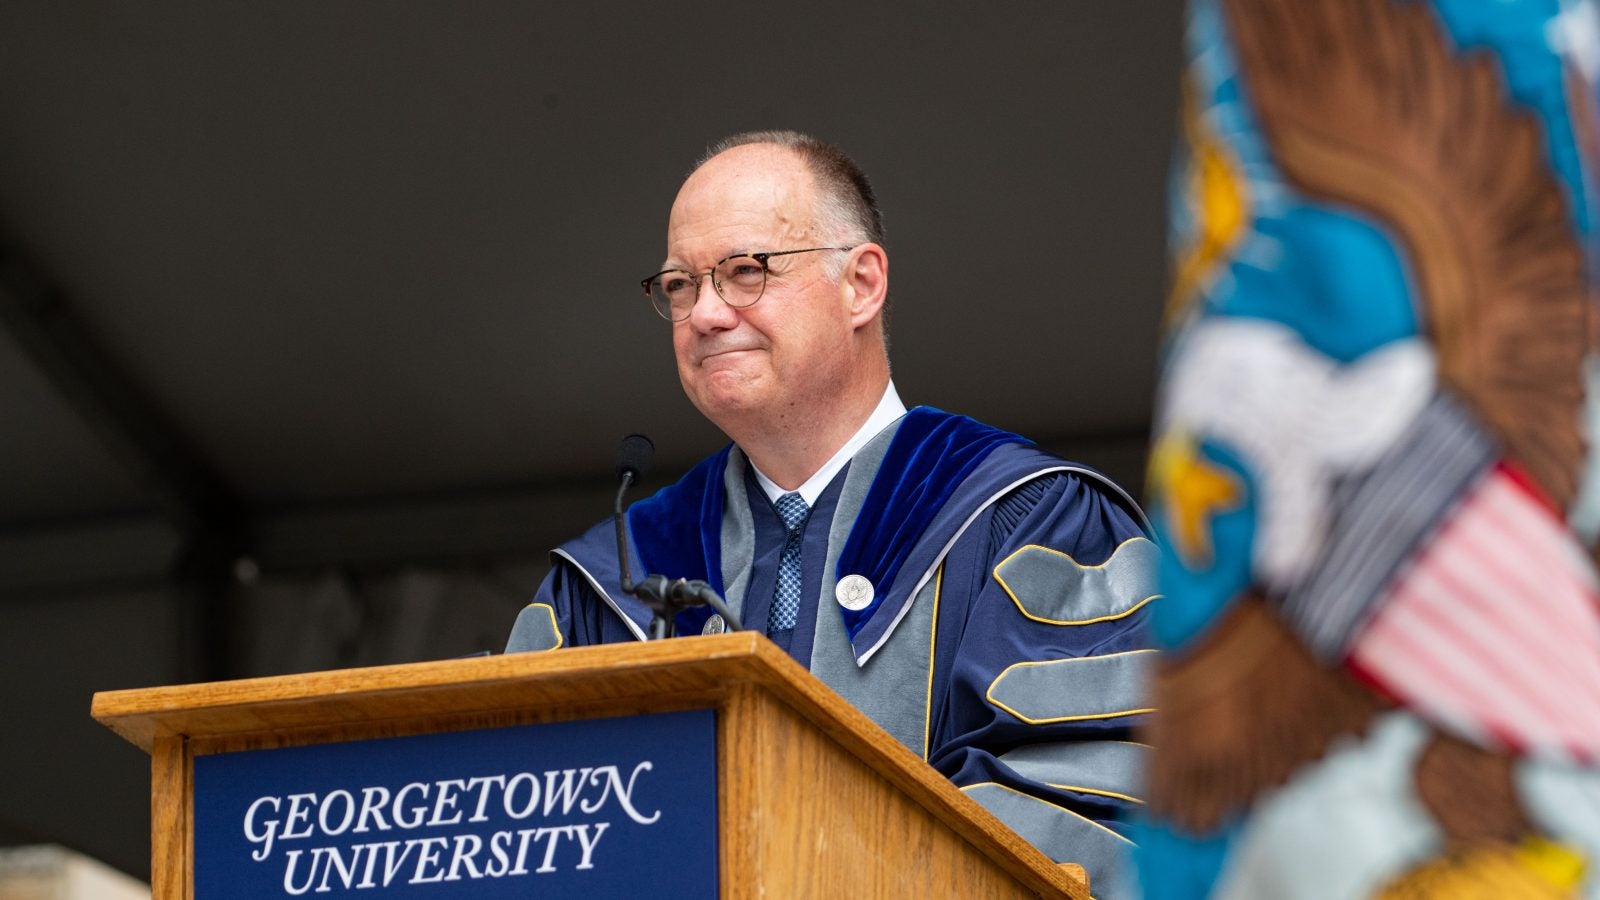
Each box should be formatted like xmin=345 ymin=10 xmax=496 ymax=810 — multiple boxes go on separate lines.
xmin=1141 ymin=0 xmax=1600 ymax=896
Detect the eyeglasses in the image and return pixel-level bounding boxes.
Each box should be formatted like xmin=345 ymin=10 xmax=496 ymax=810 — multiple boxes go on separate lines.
xmin=641 ymin=247 xmax=853 ymax=322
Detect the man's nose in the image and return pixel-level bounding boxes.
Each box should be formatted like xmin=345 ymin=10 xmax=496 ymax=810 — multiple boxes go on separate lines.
xmin=687 ymin=273 xmax=736 ymax=331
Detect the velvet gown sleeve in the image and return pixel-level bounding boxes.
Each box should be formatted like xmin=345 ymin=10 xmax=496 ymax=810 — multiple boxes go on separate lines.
xmin=927 ymin=471 xmax=1155 ymax=898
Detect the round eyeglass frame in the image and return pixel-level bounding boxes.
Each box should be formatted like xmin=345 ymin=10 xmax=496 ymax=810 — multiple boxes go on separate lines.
xmin=640 ymin=246 xmax=854 ymax=322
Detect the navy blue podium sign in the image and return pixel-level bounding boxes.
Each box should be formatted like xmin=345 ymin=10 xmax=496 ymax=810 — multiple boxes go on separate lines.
xmin=193 ymin=709 xmax=717 ymax=898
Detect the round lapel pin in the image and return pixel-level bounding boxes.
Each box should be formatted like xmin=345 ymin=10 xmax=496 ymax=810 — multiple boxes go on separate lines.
xmin=835 ymin=574 xmax=875 ymax=611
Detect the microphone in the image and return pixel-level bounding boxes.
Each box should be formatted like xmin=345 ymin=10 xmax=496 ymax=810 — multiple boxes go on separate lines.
xmin=613 ymin=433 xmax=654 ymax=596
xmin=609 ymin=434 xmax=741 ymax=638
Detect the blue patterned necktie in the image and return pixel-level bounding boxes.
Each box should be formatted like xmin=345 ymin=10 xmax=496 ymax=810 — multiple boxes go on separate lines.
xmin=769 ymin=492 xmax=810 ymax=632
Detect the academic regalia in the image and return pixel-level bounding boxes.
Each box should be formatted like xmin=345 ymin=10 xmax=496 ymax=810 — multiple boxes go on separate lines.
xmin=510 ymin=408 xmax=1156 ymax=898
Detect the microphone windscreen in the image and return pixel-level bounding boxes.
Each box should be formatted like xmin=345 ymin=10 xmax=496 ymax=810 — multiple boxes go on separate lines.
xmin=615 ymin=433 xmax=655 ymax=482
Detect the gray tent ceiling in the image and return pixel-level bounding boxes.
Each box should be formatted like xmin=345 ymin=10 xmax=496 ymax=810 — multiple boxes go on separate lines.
xmin=0 ymin=2 xmax=1181 ymax=579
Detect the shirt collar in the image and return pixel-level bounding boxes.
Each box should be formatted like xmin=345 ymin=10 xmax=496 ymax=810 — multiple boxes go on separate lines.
xmin=750 ymin=381 xmax=906 ymax=506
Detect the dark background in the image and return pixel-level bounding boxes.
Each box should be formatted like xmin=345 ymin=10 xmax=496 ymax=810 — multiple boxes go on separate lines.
xmin=0 ymin=2 xmax=1184 ymax=880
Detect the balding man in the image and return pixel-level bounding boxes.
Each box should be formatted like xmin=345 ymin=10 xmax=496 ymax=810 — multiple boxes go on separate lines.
xmin=510 ymin=131 xmax=1153 ymax=896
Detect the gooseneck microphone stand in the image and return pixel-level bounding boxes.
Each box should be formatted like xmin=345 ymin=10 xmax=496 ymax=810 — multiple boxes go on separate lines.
xmin=612 ymin=434 xmax=742 ymax=639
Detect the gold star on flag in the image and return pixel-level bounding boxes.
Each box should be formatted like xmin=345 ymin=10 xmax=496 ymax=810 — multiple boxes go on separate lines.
xmin=1150 ymin=431 xmax=1245 ymax=569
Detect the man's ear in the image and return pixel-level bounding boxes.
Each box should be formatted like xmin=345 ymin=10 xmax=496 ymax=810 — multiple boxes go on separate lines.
xmin=842 ymin=243 xmax=888 ymax=329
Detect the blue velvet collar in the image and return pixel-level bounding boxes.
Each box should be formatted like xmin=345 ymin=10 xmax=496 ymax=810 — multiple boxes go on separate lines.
xmin=627 ymin=408 xmax=1031 ymax=641
xmin=833 ymin=408 xmax=1029 ymax=639
xmin=627 ymin=443 xmax=732 ymax=597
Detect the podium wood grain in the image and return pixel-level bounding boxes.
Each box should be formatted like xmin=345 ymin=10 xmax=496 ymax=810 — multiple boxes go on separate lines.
xmin=94 ymin=632 xmax=1089 ymax=899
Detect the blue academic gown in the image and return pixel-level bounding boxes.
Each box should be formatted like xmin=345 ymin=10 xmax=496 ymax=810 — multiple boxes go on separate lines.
xmin=510 ymin=408 xmax=1156 ymax=898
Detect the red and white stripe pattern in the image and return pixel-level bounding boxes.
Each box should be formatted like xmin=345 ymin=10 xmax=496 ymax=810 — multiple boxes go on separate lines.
xmin=1349 ymin=462 xmax=1600 ymax=764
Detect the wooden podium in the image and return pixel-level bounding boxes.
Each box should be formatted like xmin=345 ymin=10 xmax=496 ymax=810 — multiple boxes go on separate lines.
xmin=92 ymin=632 xmax=1088 ymax=899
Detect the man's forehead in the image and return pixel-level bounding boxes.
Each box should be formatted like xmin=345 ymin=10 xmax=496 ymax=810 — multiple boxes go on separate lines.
xmin=683 ymin=142 xmax=808 ymax=194
xmin=663 ymin=146 xmax=815 ymax=264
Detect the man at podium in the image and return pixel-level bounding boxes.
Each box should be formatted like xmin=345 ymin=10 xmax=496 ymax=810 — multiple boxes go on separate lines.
xmin=508 ymin=131 xmax=1154 ymax=897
